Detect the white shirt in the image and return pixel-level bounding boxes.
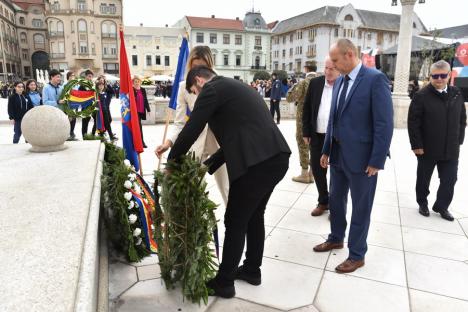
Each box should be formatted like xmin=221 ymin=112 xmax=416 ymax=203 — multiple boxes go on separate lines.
xmin=337 ymin=62 xmax=362 ymax=109
xmin=316 ymin=80 xmax=334 ymax=133
xmin=436 ymin=85 xmax=448 ymax=93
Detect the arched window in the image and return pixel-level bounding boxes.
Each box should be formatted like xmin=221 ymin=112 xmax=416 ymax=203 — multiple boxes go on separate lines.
xmin=20 ymin=32 xmax=27 ymax=44
xmin=101 ymin=21 xmax=117 ymax=38
xmin=78 ymin=19 xmax=87 ymax=32
xmin=49 ymin=20 xmax=56 ymax=32
xmin=57 ymin=21 xmax=64 ymax=32
xmin=344 ymin=14 xmax=354 ymax=21
xmin=33 ymin=33 xmax=45 ymax=49
xmin=34 ymin=34 xmax=44 ymax=43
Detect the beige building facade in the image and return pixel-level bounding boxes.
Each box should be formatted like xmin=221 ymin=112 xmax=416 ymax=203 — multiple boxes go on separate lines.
xmin=13 ymin=0 xmax=48 ymax=80
xmin=0 ymin=0 xmax=22 ymax=81
xmin=124 ymin=25 xmax=184 ymax=78
xmin=44 ymin=0 xmax=122 ymax=75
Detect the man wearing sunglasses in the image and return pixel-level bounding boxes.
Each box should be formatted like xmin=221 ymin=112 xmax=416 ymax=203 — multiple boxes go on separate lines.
xmin=408 ymin=60 xmax=467 ymax=221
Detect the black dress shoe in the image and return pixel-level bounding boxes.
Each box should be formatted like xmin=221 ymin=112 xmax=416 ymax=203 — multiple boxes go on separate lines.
xmin=235 ymin=265 xmax=261 ymax=286
xmin=434 ymin=209 xmax=454 ymax=222
xmin=206 ymin=277 xmax=235 ymax=298
xmin=143 ymin=143 xmax=148 ymax=148
xmin=418 ymin=205 xmax=430 ymax=217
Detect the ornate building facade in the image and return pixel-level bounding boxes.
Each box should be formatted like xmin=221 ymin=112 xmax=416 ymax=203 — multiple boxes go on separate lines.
xmin=174 ymin=10 xmax=272 ymax=82
xmin=44 ymin=0 xmax=122 ymax=75
xmin=0 ymin=0 xmax=22 ymax=81
xmin=270 ymin=4 xmax=427 ymax=73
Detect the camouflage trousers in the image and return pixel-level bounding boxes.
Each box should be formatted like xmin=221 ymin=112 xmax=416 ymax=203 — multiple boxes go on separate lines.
xmin=296 ymin=101 xmax=310 ymax=170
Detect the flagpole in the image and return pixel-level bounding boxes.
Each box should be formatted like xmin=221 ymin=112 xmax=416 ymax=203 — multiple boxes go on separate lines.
xmin=156 ymin=32 xmax=189 ymax=171
xmin=157 ymin=108 xmax=172 ymax=170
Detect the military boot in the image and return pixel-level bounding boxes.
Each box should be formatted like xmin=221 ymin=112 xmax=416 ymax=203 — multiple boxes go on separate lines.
xmin=292 ymin=169 xmax=314 ymax=184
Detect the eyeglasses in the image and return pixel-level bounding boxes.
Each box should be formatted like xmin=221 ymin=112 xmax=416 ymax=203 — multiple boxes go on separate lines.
xmin=431 ymin=73 xmax=449 ymax=80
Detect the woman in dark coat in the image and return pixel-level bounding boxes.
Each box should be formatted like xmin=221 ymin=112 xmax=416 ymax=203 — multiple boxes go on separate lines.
xmin=7 ymin=81 xmax=33 ymax=143
xmin=133 ymin=76 xmax=151 ymax=148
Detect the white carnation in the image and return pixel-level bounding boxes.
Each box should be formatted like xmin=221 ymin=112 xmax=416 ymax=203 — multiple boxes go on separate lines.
xmin=128 ymin=201 xmax=135 ymax=209
xmin=124 ymin=180 xmax=132 ymax=189
xmin=128 ymin=173 xmax=136 ymax=181
xmin=135 ymin=237 xmax=142 ymax=245
xmin=128 ymin=214 xmax=137 ymax=224
xmin=124 ymin=192 xmax=132 ymax=201
xmin=134 ymin=184 xmax=142 ymax=194
xmin=151 ymin=224 xmax=155 ymax=230
xmin=124 ymin=159 xmax=131 ymax=167
xmin=133 ymin=228 xmax=141 ymax=237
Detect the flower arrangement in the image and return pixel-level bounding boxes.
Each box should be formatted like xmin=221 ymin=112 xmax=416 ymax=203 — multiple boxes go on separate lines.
xmin=100 ymin=142 xmax=156 ymax=262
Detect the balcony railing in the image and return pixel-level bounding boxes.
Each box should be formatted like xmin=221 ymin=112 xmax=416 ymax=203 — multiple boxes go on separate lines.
xmin=102 ymin=33 xmax=117 ymax=39
xmin=254 ymin=45 xmax=262 ymax=50
xmin=250 ymin=65 xmax=266 ymax=70
xmin=306 ymin=51 xmax=316 ymax=58
xmin=102 ymin=54 xmax=117 ymax=59
xmin=50 ymin=53 xmax=65 ymax=59
xmin=49 ymin=31 xmax=64 ymax=38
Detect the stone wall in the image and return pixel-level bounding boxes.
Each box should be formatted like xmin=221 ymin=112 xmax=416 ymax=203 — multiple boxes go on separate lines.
xmin=142 ymin=86 xmax=297 ymax=124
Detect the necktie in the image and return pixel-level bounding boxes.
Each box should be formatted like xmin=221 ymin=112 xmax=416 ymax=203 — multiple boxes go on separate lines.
xmin=335 ymin=75 xmax=350 ymax=118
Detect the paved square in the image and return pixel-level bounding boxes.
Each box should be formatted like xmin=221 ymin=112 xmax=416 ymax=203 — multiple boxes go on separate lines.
xmin=2 ymin=100 xmax=467 ymax=311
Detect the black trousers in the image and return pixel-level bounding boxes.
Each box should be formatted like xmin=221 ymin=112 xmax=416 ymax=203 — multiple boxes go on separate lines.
xmin=310 ymin=133 xmax=329 ymax=205
xmin=217 ymin=152 xmax=289 ymax=285
xmin=138 ymin=112 xmax=146 ymax=145
xmin=81 ymin=112 xmax=96 ymax=137
xmin=270 ymin=99 xmax=280 ymax=123
xmin=416 ymin=155 xmax=458 ymax=211
xmin=92 ymin=108 xmax=114 ymax=139
xmin=70 ymin=118 xmax=76 ymax=136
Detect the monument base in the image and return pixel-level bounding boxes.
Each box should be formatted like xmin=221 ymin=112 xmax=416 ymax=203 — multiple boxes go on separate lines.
xmin=392 ymin=93 xmax=411 ymax=129
xmin=0 ymin=141 xmax=106 ymax=312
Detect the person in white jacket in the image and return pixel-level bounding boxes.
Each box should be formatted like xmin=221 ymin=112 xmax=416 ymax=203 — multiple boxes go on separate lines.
xmin=155 ymin=46 xmax=229 ymax=205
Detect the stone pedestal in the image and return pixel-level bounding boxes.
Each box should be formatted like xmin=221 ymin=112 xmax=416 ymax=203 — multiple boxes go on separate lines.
xmin=0 ymin=141 xmax=106 ymax=312
xmin=392 ymin=94 xmax=411 ymax=129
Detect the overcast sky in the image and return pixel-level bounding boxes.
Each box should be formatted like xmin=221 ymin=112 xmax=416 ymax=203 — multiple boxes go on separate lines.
xmin=124 ymin=0 xmax=466 ymax=31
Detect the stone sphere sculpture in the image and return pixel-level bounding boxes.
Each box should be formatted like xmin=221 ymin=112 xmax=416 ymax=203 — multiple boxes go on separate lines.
xmin=21 ymin=105 xmax=70 ymax=152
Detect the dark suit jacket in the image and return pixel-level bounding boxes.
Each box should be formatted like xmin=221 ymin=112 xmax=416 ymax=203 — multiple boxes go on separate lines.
xmin=133 ymin=87 xmax=151 ymax=120
xmin=408 ymin=84 xmax=466 ymax=160
xmin=322 ymin=66 xmax=394 ymax=173
xmin=302 ymin=75 xmax=326 ymax=139
xmin=168 ymin=76 xmax=291 ymax=183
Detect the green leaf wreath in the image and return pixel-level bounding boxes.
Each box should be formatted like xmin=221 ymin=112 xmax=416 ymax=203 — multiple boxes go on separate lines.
xmin=100 ymin=142 xmax=151 ymax=262
xmin=153 ymin=153 xmax=218 ymax=305
xmin=59 ymin=78 xmax=97 ymax=118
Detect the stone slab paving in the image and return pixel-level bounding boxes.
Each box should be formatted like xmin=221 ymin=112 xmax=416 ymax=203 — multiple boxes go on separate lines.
xmin=1 ymin=111 xmax=467 ymax=311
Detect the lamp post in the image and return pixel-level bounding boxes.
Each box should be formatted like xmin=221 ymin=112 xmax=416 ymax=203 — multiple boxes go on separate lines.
xmin=391 ymin=0 xmax=425 ymax=128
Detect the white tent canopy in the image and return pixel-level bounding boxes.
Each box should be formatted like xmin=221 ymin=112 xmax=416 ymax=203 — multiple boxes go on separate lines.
xmin=103 ymin=73 xmax=120 ymax=81
xmin=149 ymin=74 xmax=174 ymax=82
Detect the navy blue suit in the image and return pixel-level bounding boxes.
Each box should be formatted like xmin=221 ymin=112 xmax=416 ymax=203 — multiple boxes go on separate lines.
xmin=322 ymin=65 xmax=393 ymax=260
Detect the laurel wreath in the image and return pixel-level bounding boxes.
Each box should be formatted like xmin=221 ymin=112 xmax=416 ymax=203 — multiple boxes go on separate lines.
xmin=59 ymin=78 xmax=97 ymax=118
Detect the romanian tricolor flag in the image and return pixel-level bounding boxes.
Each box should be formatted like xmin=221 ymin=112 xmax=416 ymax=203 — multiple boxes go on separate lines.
xmin=131 ymin=173 xmax=157 ymax=253
xmin=68 ymin=89 xmax=95 ymax=110
xmin=120 ymin=29 xmax=143 ymax=171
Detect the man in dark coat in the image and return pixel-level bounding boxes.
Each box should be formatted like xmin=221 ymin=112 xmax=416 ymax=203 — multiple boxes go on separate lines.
xmin=408 ymin=60 xmax=467 ymax=221
xmin=167 ymin=66 xmax=291 ymax=298
xmin=302 ymin=57 xmax=340 ymax=216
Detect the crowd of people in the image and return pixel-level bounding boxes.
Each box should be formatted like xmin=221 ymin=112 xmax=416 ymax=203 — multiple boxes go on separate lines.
xmin=153 ymin=39 xmax=465 ymax=299
xmin=6 ymin=69 xmax=152 ymax=145
xmin=5 ymin=38 xmax=466 ymax=301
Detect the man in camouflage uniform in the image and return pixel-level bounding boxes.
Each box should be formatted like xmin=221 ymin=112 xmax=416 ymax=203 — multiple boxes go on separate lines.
xmin=286 ymin=61 xmax=318 ymax=183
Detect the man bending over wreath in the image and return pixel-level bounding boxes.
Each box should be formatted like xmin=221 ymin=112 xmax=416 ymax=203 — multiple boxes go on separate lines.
xmin=167 ymin=66 xmax=291 ymax=298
